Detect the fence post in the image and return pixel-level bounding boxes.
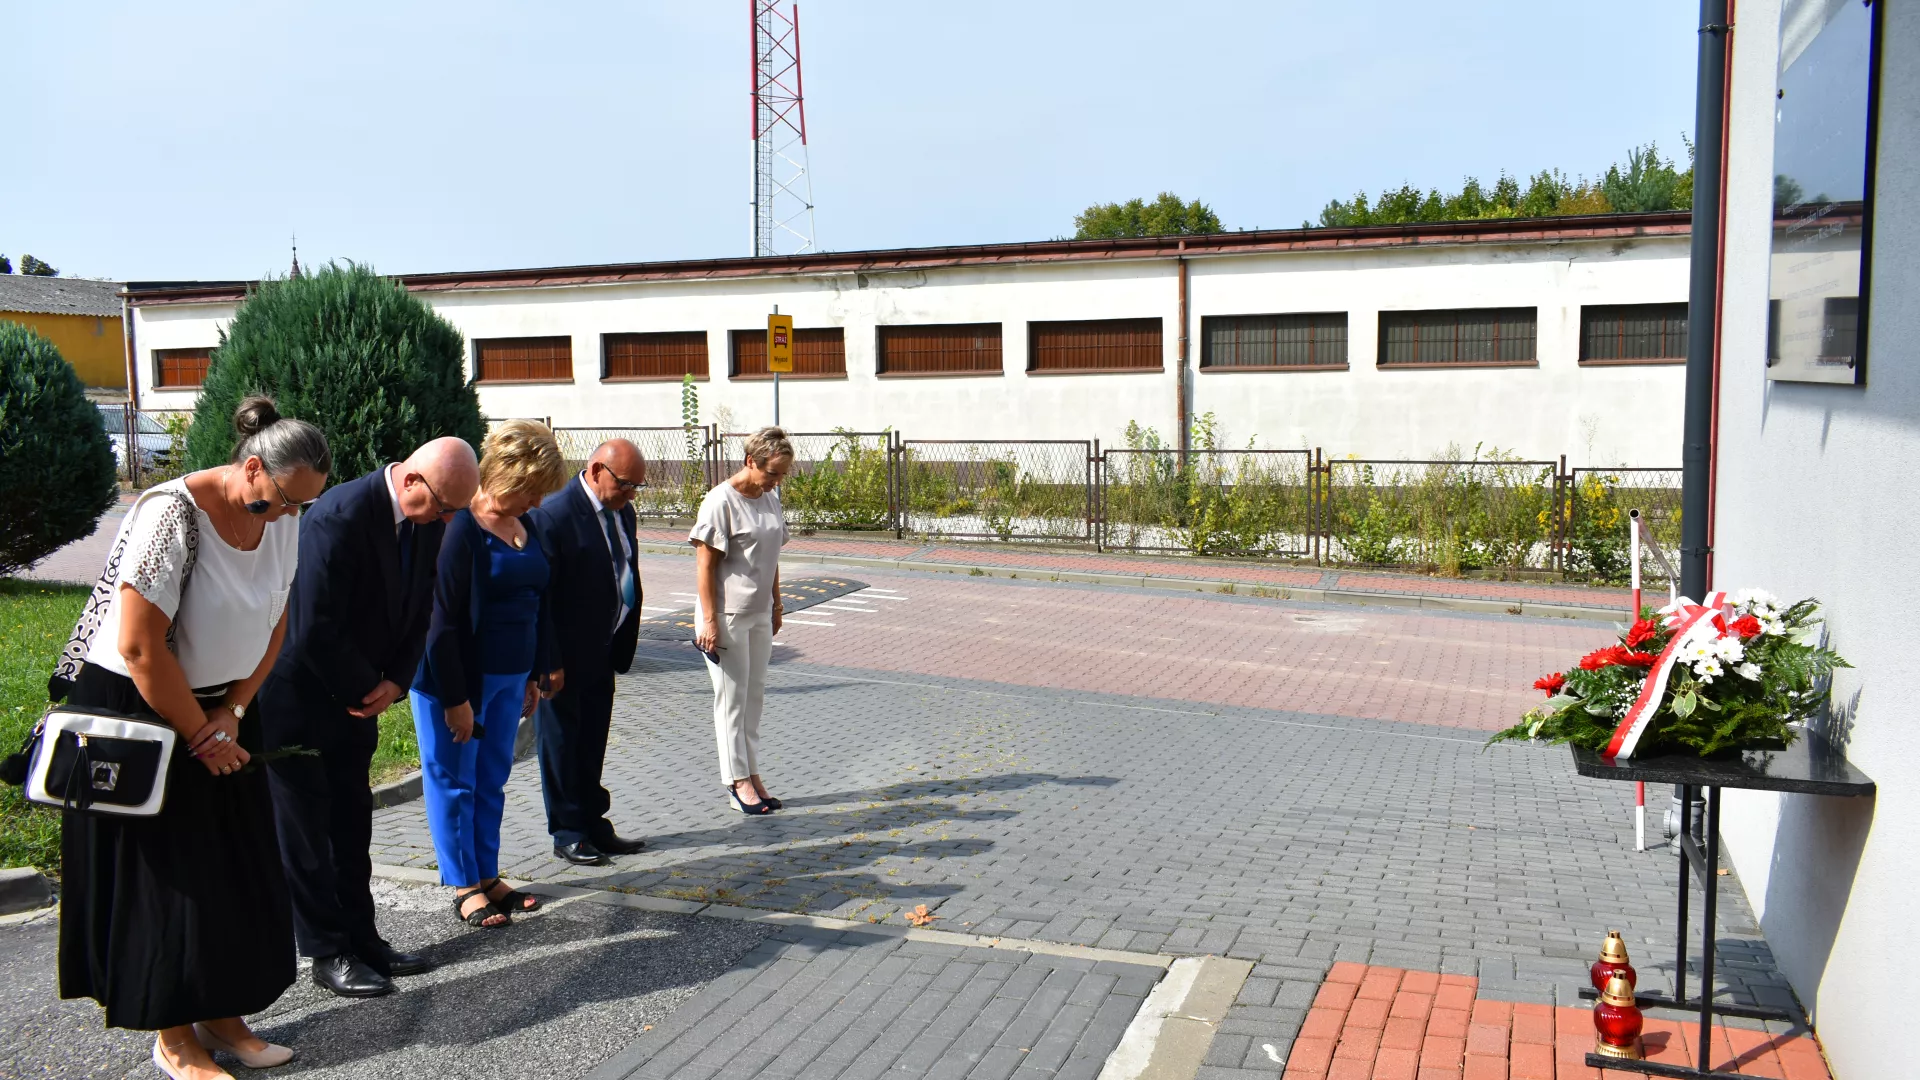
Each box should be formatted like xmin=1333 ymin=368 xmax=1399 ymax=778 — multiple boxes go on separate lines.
xmin=888 ymin=431 xmax=901 ymax=539
xmin=1553 ymin=454 xmax=1569 ymax=572
xmin=1310 ymin=448 xmax=1322 ymax=565
xmin=1090 ymin=440 xmax=1102 ymax=552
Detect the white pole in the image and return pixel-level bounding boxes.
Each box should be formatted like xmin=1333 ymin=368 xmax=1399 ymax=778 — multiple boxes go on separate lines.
xmin=1629 ymin=509 xmax=1645 ymax=851
xmin=773 ymin=304 xmax=781 ymax=428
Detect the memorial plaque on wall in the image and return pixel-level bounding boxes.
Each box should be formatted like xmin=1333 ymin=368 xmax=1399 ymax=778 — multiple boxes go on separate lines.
xmin=1767 ymin=0 xmax=1883 ymax=385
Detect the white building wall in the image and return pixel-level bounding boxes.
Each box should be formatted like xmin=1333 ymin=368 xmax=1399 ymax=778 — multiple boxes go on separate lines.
xmin=1714 ymin=4 xmax=1917 ymax=1078
xmin=131 ymin=235 xmax=1689 ymax=465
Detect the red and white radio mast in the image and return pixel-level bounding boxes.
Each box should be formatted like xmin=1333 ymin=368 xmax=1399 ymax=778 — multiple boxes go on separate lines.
xmin=750 ymin=1 xmax=816 ymax=256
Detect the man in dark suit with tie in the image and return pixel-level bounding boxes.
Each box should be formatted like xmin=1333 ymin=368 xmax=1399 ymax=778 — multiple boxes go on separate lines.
xmin=260 ymin=437 xmax=479 ymax=998
xmin=530 ymin=438 xmax=647 ymax=865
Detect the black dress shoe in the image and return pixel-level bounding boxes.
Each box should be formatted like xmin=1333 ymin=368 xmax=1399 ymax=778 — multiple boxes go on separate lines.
xmin=594 ymin=833 xmax=647 ymax=855
xmin=371 ymin=944 xmax=434 ymax=977
xmin=554 ymin=840 xmax=609 ymax=865
xmin=312 ymin=953 xmax=393 ymax=998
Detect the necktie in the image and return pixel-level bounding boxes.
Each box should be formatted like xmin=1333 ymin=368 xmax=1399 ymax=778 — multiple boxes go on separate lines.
xmin=603 ymin=510 xmax=635 ymax=609
xmin=398 ymin=519 xmax=414 ymax=580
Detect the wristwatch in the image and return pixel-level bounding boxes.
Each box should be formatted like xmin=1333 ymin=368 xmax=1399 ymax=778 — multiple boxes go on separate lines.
xmin=221 ymin=702 xmax=247 ymax=721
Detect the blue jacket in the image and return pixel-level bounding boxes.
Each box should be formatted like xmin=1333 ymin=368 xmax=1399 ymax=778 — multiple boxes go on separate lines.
xmin=413 ymin=508 xmax=556 ymax=711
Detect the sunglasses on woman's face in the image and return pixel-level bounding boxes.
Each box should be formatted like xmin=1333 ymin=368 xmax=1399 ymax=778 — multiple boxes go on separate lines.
xmin=268 ymin=474 xmax=317 ymax=513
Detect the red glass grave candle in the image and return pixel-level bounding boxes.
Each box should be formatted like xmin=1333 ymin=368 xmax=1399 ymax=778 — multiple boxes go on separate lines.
xmin=1591 ymin=930 xmax=1638 ymax=991
xmin=1592 ymin=975 xmax=1645 ymax=1059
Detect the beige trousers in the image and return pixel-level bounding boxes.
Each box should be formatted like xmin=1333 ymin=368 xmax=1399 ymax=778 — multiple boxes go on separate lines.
xmin=703 ymin=609 xmax=772 ymax=783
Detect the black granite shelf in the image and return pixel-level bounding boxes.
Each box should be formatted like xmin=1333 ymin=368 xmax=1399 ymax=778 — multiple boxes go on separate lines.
xmin=1571 ymin=738 xmax=1875 ymax=797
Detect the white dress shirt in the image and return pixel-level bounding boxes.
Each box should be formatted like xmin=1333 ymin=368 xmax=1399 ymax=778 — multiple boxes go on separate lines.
xmin=384 ymin=463 xmax=407 ymax=536
xmin=580 ymin=473 xmax=634 ymax=633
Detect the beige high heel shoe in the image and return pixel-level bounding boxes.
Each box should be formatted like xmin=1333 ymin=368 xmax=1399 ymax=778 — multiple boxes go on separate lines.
xmin=152 ymin=1037 xmax=231 ymax=1079
xmin=193 ymin=1023 xmax=295 ymax=1069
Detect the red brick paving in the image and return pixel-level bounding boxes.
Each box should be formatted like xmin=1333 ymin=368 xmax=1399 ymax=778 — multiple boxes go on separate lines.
xmin=634 ymin=556 xmax=1613 ymax=731
xmin=1285 ymin=965 xmax=1829 ymax=1080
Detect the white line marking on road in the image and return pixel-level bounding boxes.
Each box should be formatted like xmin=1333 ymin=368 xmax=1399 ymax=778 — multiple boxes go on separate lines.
xmin=783 ymin=619 xmax=835 ymax=627
xmin=1263 ymin=1044 xmax=1285 ymax=1064
xmin=669 ymin=592 xmax=698 ymax=598
xmin=1071 ymin=700 xmax=1213 ymax=717
xmin=640 ymin=606 xmax=679 ymax=614
xmin=858 ymin=594 xmax=909 ymax=600
xmin=818 ymin=605 xmax=877 ymax=613
xmin=865 ymin=588 xmax=900 ymax=593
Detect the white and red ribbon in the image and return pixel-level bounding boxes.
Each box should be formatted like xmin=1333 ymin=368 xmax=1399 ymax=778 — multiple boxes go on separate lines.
xmin=1604 ymin=592 xmax=1729 ymax=760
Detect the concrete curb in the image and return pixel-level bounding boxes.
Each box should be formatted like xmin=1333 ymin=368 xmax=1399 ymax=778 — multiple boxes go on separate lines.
xmin=636 ymin=541 xmax=1627 ymax=622
xmin=0 ymin=866 xmax=53 ymax=916
xmin=1099 ymin=954 xmax=1255 ymax=1080
xmin=369 ymin=713 xmax=538 ymax=809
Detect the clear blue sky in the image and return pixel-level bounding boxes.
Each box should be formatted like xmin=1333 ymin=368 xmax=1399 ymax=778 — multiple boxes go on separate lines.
xmin=6 ymin=1 xmax=1700 ymax=282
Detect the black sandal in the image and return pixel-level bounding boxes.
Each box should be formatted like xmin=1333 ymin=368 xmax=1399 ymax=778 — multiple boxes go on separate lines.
xmin=455 ymin=889 xmax=509 ymax=928
xmin=484 ymin=878 xmax=542 ymax=913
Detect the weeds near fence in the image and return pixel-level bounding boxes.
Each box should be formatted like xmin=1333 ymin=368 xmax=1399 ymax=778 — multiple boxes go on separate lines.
xmin=776 ymin=429 xmax=894 ymax=530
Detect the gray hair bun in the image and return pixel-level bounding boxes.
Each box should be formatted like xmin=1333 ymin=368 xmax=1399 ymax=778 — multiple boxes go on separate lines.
xmin=230 ymin=393 xmax=334 ymax=477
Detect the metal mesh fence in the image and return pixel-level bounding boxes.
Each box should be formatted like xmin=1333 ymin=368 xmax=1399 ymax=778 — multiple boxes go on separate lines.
xmin=1321 ymin=456 xmax=1561 ymax=572
xmin=1100 ymin=449 xmax=1313 ymax=557
xmin=550 ymin=425 xmax=715 ymax=522
xmin=99 ymin=406 xmax=193 ymax=487
xmin=718 ymin=431 xmax=895 ymax=531
xmin=902 ymin=440 xmax=1093 ymax=542
xmin=1565 ymin=467 xmax=1683 ymax=585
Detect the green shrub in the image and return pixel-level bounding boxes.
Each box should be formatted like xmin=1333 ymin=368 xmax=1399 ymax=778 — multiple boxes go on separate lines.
xmin=0 ymin=322 xmax=118 ymax=577
xmin=186 ymin=263 xmax=483 ymax=479
xmin=1 ymin=579 xmax=89 ymax=872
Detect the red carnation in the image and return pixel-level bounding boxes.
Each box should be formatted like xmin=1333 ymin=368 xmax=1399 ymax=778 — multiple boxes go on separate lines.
xmin=1730 ymin=614 xmax=1763 ymax=639
xmin=1533 ymin=672 xmax=1566 ymax=696
xmin=1579 ymin=646 xmax=1623 ymax=670
xmin=1621 ymin=651 xmax=1657 ymax=667
xmin=1625 ymin=618 xmax=1660 ymax=647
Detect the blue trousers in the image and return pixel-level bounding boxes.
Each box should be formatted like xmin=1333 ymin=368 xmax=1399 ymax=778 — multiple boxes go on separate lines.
xmin=410 ymin=672 xmax=527 ymax=887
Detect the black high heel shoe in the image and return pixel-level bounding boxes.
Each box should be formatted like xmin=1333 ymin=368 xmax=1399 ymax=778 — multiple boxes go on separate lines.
xmin=728 ymin=786 xmax=773 ymax=815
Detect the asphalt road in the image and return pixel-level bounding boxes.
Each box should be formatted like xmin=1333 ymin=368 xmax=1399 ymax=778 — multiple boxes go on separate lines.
xmin=0 ymin=879 xmax=769 ymax=1080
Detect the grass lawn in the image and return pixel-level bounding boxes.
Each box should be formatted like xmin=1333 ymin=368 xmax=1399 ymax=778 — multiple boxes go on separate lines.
xmin=0 ymin=577 xmax=422 ymax=873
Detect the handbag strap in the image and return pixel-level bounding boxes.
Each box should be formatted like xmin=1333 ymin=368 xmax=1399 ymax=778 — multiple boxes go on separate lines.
xmin=47 ymin=487 xmax=201 ymax=702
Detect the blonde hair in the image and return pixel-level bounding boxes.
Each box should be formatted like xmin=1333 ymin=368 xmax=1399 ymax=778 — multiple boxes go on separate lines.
xmin=479 ymin=420 xmax=569 ymax=499
xmin=743 ymin=426 xmax=794 ymax=467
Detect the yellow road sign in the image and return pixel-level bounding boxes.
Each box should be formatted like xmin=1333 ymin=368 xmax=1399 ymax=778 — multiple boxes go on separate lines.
xmin=767 ymin=313 xmax=794 ymax=373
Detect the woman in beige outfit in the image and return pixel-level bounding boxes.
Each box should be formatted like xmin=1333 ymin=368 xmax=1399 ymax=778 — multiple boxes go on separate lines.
xmin=689 ymin=428 xmax=792 ymax=814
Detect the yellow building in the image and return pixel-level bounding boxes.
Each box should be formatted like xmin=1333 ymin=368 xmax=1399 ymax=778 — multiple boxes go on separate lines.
xmin=0 ymin=276 xmax=124 ymax=389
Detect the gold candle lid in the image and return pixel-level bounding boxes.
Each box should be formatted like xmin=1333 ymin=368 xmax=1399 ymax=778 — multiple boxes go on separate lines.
xmin=1600 ymin=930 xmax=1630 ymax=964
xmin=1600 ymin=974 xmax=1637 ymax=1007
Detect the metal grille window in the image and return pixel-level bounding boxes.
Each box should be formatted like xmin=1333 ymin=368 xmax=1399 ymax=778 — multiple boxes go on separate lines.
xmin=877 ymin=323 xmax=1002 ymax=375
xmin=153 ymin=347 xmax=211 ymax=388
xmin=730 ymin=327 xmax=846 ymax=378
xmin=1378 ymin=308 xmax=1537 ymax=366
xmin=603 ymin=332 xmax=709 ymax=380
xmin=475 ymin=336 xmax=573 ymax=383
xmin=1580 ymin=303 xmax=1689 ymax=363
xmin=1028 ymin=318 xmax=1162 ymax=373
xmin=1201 ymin=313 xmax=1348 ymax=369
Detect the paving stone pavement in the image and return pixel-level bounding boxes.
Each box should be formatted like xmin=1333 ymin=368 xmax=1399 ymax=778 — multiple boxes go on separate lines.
xmin=368 ymin=570 xmax=1794 ymax=1078
xmin=583 ymin=925 xmax=1162 ymax=1080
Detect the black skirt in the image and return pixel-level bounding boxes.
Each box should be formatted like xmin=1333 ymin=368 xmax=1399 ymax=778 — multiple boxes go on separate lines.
xmin=59 ymin=664 xmax=296 ymax=1030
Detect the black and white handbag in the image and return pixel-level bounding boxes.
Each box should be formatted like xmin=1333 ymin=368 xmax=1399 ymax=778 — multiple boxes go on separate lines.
xmin=0 ymin=488 xmax=199 ymax=817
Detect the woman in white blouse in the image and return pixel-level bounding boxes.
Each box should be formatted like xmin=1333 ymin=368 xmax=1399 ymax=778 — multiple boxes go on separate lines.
xmin=62 ymin=396 xmax=330 ymax=1080
xmin=690 ymin=427 xmax=791 ymax=815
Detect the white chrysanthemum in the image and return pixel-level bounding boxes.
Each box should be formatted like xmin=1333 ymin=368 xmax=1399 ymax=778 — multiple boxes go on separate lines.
xmin=1713 ymin=636 xmax=1746 ymax=663
xmin=1693 ymin=657 xmax=1723 ymax=683
xmin=1679 ymin=639 xmax=1715 ymax=664
xmin=1736 ymin=662 xmax=1763 ymax=681
xmin=1761 ymin=617 xmax=1787 ymax=636
xmin=1733 ymin=588 xmax=1779 ymax=612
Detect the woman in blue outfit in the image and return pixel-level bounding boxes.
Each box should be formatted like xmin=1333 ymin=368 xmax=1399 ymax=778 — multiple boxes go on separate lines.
xmin=410 ymin=420 xmax=571 ymax=929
